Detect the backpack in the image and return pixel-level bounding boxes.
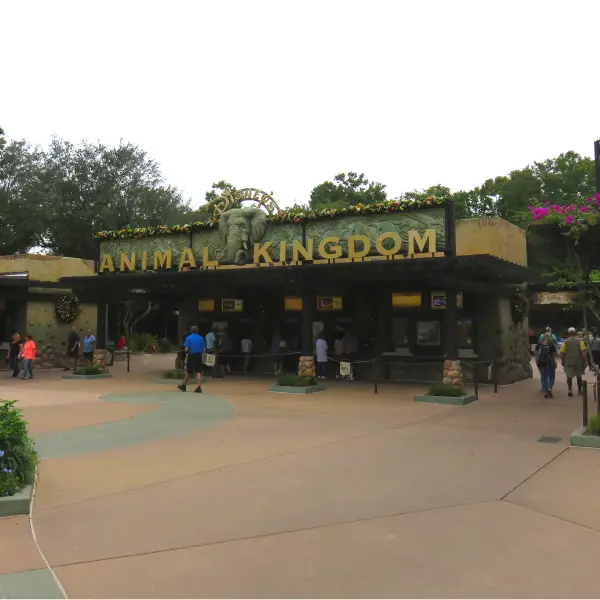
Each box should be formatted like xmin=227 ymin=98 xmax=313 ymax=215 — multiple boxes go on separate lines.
xmin=537 ymin=344 xmax=552 ymax=366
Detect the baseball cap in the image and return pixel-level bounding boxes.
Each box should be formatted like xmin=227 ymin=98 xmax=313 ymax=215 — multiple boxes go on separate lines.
xmin=568 ymin=327 xmax=576 ymax=333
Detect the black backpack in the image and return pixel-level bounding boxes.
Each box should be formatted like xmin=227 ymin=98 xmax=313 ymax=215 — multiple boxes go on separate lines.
xmin=538 ymin=344 xmax=551 ymax=365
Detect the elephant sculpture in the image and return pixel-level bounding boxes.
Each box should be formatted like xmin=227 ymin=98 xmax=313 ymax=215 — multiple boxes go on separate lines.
xmin=219 ymin=207 xmax=268 ymax=265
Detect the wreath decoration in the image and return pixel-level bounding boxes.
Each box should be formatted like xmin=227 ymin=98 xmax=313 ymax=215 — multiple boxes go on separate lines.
xmin=55 ymin=295 xmax=80 ymax=323
xmin=511 ymin=290 xmax=529 ymax=325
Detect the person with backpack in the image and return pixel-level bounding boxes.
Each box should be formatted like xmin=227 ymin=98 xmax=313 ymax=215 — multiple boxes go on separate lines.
xmin=537 ymin=332 xmax=557 ymax=398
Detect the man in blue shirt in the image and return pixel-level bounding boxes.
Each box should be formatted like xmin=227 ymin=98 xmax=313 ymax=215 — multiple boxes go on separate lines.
xmin=178 ymin=326 xmax=206 ymax=393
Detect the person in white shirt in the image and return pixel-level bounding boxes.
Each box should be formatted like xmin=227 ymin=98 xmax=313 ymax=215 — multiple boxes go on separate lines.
xmin=241 ymin=336 xmax=253 ymax=374
xmin=315 ymin=335 xmax=328 ymax=379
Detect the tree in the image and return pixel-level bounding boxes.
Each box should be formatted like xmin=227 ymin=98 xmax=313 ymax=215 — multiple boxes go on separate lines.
xmin=182 ymin=180 xmax=237 ymax=223
xmin=0 ymin=137 xmax=44 ymax=254
xmin=309 ymin=172 xmax=386 ymax=210
xmin=38 ymin=139 xmax=190 ymax=258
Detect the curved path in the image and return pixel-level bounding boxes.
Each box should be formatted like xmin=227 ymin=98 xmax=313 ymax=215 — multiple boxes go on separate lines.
xmin=4 ymin=364 xmax=600 ymax=598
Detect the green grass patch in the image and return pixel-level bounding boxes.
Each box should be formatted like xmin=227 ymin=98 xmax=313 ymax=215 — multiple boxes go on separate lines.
xmin=0 ymin=400 xmax=38 ymax=497
xmin=427 ymin=383 xmax=466 ymax=397
xmin=588 ymin=414 xmax=600 ymax=436
xmin=276 ymin=372 xmax=318 ymax=387
xmin=162 ymin=369 xmax=186 ymax=379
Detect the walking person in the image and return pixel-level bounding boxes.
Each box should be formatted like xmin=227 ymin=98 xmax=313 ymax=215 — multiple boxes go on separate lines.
xmin=83 ymin=329 xmax=96 ymax=365
xmin=178 ymin=326 xmax=205 ymax=393
xmin=589 ymin=328 xmax=600 ymax=370
xmin=560 ymin=327 xmax=587 ymax=397
xmin=241 ymin=334 xmax=253 ymax=374
xmin=65 ymin=326 xmax=80 ymax=371
xmin=19 ymin=334 xmax=36 ymax=380
xmin=315 ymin=334 xmax=328 ymax=380
xmin=8 ymin=333 xmax=22 ymax=378
xmin=537 ymin=332 xmax=557 ymax=398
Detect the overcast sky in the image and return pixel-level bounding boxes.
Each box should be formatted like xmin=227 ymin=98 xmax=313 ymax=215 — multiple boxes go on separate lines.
xmin=3 ymin=0 xmax=598 ymax=209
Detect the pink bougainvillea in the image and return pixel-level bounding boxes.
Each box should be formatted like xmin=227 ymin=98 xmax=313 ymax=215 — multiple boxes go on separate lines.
xmin=529 ymin=192 xmax=600 ymax=235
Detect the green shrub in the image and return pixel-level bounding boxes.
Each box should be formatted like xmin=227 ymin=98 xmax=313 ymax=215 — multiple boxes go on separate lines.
xmin=157 ymin=338 xmax=177 ymax=353
xmin=588 ymin=414 xmax=600 ymax=436
xmin=163 ymin=369 xmax=185 ymax=379
xmin=0 ymin=400 xmax=38 ymax=494
xmin=73 ymin=365 xmax=106 ymax=376
xmin=276 ymin=372 xmax=318 ymax=387
xmin=128 ymin=332 xmax=158 ymax=353
xmin=427 ymin=383 xmax=466 ymax=397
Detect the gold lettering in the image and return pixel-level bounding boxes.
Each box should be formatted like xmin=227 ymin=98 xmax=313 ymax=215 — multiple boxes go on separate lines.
xmin=178 ymin=248 xmax=197 ymax=270
xmin=119 ymin=253 xmax=136 ymax=272
xmin=99 ymin=254 xmax=115 ymax=272
xmin=202 ymin=247 xmax=218 ymax=267
xmin=348 ymin=235 xmax=371 ymax=259
xmin=408 ymin=229 xmax=437 ymax=254
xmin=253 ymin=241 xmax=273 ymax=264
xmin=375 ymin=233 xmax=402 ymax=256
xmin=292 ymin=239 xmax=314 ymax=262
xmin=279 ymin=241 xmax=287 ymax=262
xmin=319 ymin=237 xmax=342 ymax=259
xmin=252 ymin=189 xmax=260 ymax=200
xmin=141 ymin=251 xmax=149 ymax=270
xmin=153 ymin=250 xmax=172 ymax=270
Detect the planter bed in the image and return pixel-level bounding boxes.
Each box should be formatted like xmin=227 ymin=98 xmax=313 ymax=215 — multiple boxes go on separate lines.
xmin=0 ymin=483 xmax=34 ymax=518
xmin=62 ymin=373 xmax=112 ymax=380
xmin=570 ymin=426 xmax=600 ymax=449
xmin=268 ymin=384 xmax=326 ymax=394
xmin=414 ymin=393 xmax=477 ymax=406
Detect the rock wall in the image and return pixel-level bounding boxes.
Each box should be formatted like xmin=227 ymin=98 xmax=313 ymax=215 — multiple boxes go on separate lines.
xmin=477 ymin=295 xmax=532 ymax=384
xmin=26 ymin=299 xmax=98 ymax=369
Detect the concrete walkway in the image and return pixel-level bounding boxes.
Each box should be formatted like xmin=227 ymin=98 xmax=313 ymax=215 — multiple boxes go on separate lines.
xmin=1 ymin=356 xmax=600 ymax=598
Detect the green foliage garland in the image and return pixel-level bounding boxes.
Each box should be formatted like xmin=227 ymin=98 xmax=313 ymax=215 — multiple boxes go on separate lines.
xmin=95 ymin=196 xmax=447 ymax=241
xmin=55 ymin=295 xmax=80 ymax=323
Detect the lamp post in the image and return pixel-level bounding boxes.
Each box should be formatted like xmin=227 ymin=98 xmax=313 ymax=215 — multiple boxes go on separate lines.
xmin=595 ymin=140 xmax=600 ymax=193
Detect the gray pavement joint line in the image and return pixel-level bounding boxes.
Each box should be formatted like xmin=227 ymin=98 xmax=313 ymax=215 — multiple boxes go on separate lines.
xmin=49 ymin=498 xmax=499 ymax=569
xmin=35 ymin=409 xmax=451 ymax=515
xmin=502 ymin=498 xmax=600 ymax=536
xmin=29 ymin=472 xmax=68 ymax=599
xmin=500 ymin=446 xmax=569 ymax=500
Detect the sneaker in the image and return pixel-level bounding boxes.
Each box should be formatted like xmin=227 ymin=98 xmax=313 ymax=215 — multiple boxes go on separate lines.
xmin=177 ymin=384 xmax=186 ymax=392
xmin=578 ymin=390 xmax=583 ymax=396
xmin=544 ymin=393 xmax=549 ymax=399
xmin=548 ymin=389 xmax=553 ymax=398
xmin=568 ymin=391 xmax=573 ymax=397
xmin=194 ymin=387 xmax=202 ymax=394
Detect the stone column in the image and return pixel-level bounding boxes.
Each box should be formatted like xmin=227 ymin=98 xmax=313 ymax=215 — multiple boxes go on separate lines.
xmin=298 ymin=291 xmax=315 ymax=377
xmin=443 ymin=289 xmax=461 ymax=385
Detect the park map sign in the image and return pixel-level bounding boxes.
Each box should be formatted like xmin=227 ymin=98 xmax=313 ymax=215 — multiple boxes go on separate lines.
xmin=98 ymin=189 xmax=448 ymax=274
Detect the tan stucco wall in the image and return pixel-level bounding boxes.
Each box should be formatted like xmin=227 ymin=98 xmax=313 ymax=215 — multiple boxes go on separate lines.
xmin=25 ymin=300 xmax=98 ymax=367
xmin=0 ymin=255 xmax=95 ymax=281
xmin=456 ymin=218 xmax=527 ymax=267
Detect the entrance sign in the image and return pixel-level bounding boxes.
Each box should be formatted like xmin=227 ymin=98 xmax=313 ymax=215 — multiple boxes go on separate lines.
xmin=531 ymin=291 xmax=575 ymax=305
xmin=285 ymin=296 xmax=303 ymax=311
xmin=392 ymin=292 xmax=422 ymax=308
xmin=198 ymin=299 xmax=215 ymax=312
xmin=317 ymin=296 xmax=342 ymax=311
xmin=222 ymin=298 xmax=243 ymax=312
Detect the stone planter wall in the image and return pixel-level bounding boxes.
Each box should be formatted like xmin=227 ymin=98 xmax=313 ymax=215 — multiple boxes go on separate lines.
xmin=298 ymin=355 xmax=315 ymax=377
xmin=442 ymin=360 xmax=462 ymax=385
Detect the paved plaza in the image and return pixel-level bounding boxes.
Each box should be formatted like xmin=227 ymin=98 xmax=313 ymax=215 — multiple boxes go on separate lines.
xmin=1 ymin=356 xmax=600 ymax=598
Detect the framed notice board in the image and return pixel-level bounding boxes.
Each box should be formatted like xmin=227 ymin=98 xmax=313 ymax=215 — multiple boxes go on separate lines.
xmin=317 ymin=296 xmax=342 ymax=311
xmin=285 ymin=296 xmax=303 ymax=311
xmin=392 ymin=292 xmax=422 ymax=308
xmin=222 ymin=298 xmax=243 ymax=312
xmin=198 ymin=299 xmax=215 ymax=312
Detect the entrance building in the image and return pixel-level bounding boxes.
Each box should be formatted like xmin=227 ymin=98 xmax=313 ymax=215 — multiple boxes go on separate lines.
xmin=58 ymin=189 xmax=540 ymax=385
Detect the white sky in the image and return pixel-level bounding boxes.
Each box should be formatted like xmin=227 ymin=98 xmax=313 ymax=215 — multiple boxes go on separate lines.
xmin=2 ymin=0 xmax=599 ymax=209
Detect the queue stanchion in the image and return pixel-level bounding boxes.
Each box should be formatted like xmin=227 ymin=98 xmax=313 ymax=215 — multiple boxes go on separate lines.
xmin=373 ymin=358 xmax=378 ymax=395
xmin=582 ymin=380 xmax=589 ymax=428
xmin=127 ymin=349 xmax=130 ymax=373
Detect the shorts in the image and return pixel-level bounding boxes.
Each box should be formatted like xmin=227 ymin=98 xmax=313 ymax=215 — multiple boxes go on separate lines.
xmin=565 ymin=364 xmax=583 ymax=379
xmin=83 ymin=351 xmax=93 ymax=361
xmin=186 ymin=353 xmax=203 ymax=375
